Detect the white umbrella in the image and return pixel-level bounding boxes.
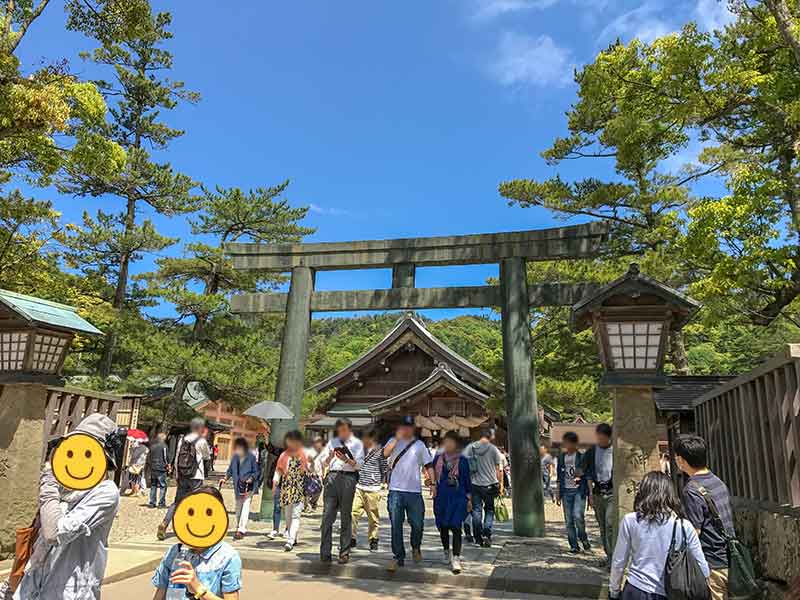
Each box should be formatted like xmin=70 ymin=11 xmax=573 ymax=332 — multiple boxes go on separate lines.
xmin=243 ymin=401 xmax=294 ymax=420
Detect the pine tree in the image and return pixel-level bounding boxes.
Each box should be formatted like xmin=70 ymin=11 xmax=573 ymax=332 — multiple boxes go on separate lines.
xmin=137 ymin=183 xmax=314 ymax=427
xmin=60 ymin=2 xmax=199 ymax=378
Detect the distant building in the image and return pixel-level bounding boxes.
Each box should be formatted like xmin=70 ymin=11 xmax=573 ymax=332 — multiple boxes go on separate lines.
xmin=306 ymin=313 xmax=559 ymax=443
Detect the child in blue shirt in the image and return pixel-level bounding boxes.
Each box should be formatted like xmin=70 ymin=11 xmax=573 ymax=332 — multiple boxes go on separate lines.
xmin=151 ymin=486 xmax=242 ymax=599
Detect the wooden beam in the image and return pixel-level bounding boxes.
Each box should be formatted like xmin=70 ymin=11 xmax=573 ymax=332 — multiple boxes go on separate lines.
xmin=226 ymin=222 xmax=611 ymax=272
xmin=231 ymin=282 xmax=600 ymax=314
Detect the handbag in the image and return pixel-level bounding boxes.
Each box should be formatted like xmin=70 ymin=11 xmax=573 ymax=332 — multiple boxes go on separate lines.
xmin=665 ymin=519 xmax=711 ymax=600
xmin=494 ymin=496 xmax=510 ymax=522
xmin=9 ymin=516 xmax=39 ymax=592
xmin=694 ymin=487 xmax=761 ymax=600
xmin=304 ymin=473 xmax=322 ymax=497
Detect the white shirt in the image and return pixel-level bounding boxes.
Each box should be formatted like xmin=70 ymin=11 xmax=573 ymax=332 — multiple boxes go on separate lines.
xmin=319 ymin=436 xmax=364 ymax=472
xmin=611 ymin=513 xmax=710 ymax=596
xmin=175 ymin=433 xmax=211 ymax=480
xmin=304 ymin=447 xmax=323 ymax=477
xmin=563 ymin=453 xmax=578 ymax=490
xmin=387 ymin=438 xmax=433 ymax=493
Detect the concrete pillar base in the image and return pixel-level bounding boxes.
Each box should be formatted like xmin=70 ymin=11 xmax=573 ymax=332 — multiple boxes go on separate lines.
xmin=0 ymin=383 xmax=48 ymax=558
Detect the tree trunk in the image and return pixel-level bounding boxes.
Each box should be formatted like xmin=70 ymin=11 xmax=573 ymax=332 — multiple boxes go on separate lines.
xmin=669 ymin=330 xmax=690 ymax=376
xmin=99 ymin=196 xmax=137 ymax=379
xmin=765 ymin=0 xmax=800 ymax=68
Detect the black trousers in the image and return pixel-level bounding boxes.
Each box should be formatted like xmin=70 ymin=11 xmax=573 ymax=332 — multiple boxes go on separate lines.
xmin=320 ymin=472 xmax=358 ymax=558
xmin=439 ymin=527 xmax=463 ymax=555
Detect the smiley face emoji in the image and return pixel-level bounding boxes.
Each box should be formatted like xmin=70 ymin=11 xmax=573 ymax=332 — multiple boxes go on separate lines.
xmin=172 ymin=491 xmax=228 ymax=548
xmin=50 ymin=433 xmax=108 ymax=490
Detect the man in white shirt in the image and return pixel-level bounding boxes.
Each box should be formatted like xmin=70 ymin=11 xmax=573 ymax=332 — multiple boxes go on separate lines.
xmin=382 ymin=416 xmax=435 ymax=572
xmin=158 ymin=417 xmax=211 ymax=540
xmin=318 ymin=418 xmax=364 ymax=564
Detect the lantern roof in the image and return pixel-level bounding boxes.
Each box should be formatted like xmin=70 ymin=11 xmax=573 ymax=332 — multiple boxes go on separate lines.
xmin=0 ymin=289 xmax=103 ymax=336
xmin=571 ymin=264 xmax=701 ymax=332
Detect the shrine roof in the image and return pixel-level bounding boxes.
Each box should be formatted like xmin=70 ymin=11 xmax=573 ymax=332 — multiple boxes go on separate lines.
xmin=310 ymin=313 xmax=495 ymax=393
xmin=369 ymin=363 xmax=489 ymax=416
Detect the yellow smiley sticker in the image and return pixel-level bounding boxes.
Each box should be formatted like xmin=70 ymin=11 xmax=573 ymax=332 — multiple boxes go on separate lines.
xmin=50 ymin=434 xmax=108 ymax=490
xmin=172 ymin=491 xmax=229 ymax=549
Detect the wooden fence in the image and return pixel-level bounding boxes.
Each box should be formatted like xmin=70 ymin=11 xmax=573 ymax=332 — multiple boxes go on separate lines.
xmin=694 ymin=344 xmax=800 ymax=508
xmin=42 ymin=386 xmax=124 ymax=460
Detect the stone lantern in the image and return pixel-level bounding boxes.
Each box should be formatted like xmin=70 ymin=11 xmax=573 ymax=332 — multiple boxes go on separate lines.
xmin=571 ymin=264 xmax=700 ymax=525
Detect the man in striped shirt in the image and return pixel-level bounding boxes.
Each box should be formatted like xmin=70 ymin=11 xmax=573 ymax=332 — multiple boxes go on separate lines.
xmin=351 ymin=427 xmax=387 ymax=551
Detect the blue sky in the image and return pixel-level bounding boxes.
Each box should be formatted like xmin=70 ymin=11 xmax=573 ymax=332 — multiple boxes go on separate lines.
xmin=19 ymin=0 xmax=732 ymax=320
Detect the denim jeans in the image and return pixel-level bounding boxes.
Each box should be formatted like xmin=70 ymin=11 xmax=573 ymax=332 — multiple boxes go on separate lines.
xmin=561 ymin=488 xmax=588 ymax=550
xmin=273 ymin=484 xmax=282 ymax=531
xmin=471 ymin=484 xmax=497 ymax=542
xmin=387 ymin=490 xmax=425 ymax=561
xmin=149 ymin=473 xmax=167 ymax=507
xmin=543 ymin=474 xmax=554 ymax=500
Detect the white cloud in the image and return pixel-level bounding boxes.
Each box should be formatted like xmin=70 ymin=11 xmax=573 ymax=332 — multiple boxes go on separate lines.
xmin=487 ymin=32 xmax=574 ymax=88
xmin=694 ymin=0 xmax=735 ymax=32
xmin=308 ymin=203 xmax=350 ymax=217
xmin=470 ymin=0 xmax=559 ymax=21
xmin=597 ymin=2 xmax=673 ymax=44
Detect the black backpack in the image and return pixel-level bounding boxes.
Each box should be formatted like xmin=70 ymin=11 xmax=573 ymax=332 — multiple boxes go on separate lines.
xmin=694 ymin=487 xmax=761 ymax=600
xmin=665 ymin=518 xmax=711 ymax=600
xmin=176 ymin=437 xmax=199 ymax=480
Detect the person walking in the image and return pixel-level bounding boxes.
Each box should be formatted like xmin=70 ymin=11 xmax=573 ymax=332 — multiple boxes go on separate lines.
xmin=462 ymin=428 xmax=504 ymax=548
xmin=221 ymin=437 xmax=260 ymax=540
xmin=674 ymin=434 xmax=734 ymax=600
xmin=148 ymin=432 xmax=170 ymax=508
xmin=303 ymin=437 xmax=325 ymax=514
xmin=433 ymin=431 xmax=472 ymax=575
xmin=126 ymin=439 xmax=149 ymax=497
xmin=274 ymin=431 xmax=309 ymax=552
xmin=556 ymin=431 xmax=590 ymax=554
xmin=383 ymin=416 xmax=435 ymax=572
xmin=351 ymin=428 xmax=387 ymax=551
xmin=319 ymin=418 xmax=364 ymax=564
xmin=12 ymin=414 xmax=124 ymax=600
xmin=583 ymin=423 xmax=614 ymax=563
xmin=609 ymin=471 xmax=710 ymax=600
xmin=158 ymin=418 xmax=211 ymax=540
xmin=540 ymin=444 xmax=556 ymax=503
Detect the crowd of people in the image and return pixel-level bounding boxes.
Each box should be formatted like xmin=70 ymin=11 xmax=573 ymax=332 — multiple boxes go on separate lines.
xmin=4 ymin=411 xmax=742 ymax=600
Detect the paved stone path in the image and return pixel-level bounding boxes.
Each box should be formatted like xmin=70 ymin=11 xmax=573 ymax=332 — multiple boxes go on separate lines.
xmin=111 ymin=489 xmax=609 ymax=597
xmin=104 ymin=570 xmax=575 ymax=600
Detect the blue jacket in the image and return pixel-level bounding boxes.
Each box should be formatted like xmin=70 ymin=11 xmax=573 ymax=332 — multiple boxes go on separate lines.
xmin=556 ymin=450 xmax=589 ymax=496
xmin=226 ymin=453 xmax=260 ymax=495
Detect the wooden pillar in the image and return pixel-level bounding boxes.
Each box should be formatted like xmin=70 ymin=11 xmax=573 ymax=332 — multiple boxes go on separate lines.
xmin=392 ymin=263 xmax=416 ymax=288
xmin=499 ymin=257 xmax=544 ymax=537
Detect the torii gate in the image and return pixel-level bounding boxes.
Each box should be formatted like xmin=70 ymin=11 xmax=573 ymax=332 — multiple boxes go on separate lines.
xmin=226 ymin=221 xmax=608 ymax=536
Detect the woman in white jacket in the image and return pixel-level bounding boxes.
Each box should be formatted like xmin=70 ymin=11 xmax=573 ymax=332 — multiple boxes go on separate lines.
xmin=610 ymin=471 xmax=710 ymax=600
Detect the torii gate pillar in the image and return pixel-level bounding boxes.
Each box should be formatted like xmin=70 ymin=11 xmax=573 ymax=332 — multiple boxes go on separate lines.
xmin=500 ymin=257 xmax=544 ymax=536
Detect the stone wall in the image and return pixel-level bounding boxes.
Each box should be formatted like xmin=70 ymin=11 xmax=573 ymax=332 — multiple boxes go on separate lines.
xmin=732 ymin=497 xmax=800 ymax=585
xmin=0 ymin=383 xmax=47 ymax=558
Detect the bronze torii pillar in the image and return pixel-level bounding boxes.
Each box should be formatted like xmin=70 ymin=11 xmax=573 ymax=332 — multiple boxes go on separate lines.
xmin=226 ymin=221 xmax=610 ymax=535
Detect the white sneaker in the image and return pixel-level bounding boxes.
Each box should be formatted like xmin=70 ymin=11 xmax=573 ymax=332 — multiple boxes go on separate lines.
xmin=442 ymin=549 xmax=451 ymax=565
xmin=267 ymin=530 xmax=279 ymax=540
xmin=451 ymin=555 xmax=462 ymax=574
xmin=281 ymin=529 xmax=288 ymax=539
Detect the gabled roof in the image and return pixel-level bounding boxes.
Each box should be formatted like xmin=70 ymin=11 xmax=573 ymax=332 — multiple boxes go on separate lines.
xmin=0 ymin=289 xmax=102 ymax=335
xmin=654 ymin=375 xmax=736 ymax=412
xmin=369 ymin=363 xmax=489 ymax=416
xmin=311 ymin=313 xmax=495 ymax=393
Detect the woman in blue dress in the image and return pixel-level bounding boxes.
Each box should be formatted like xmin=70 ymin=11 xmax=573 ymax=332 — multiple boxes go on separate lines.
xmin=433 ymin=430 xmax=472 ymax=574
